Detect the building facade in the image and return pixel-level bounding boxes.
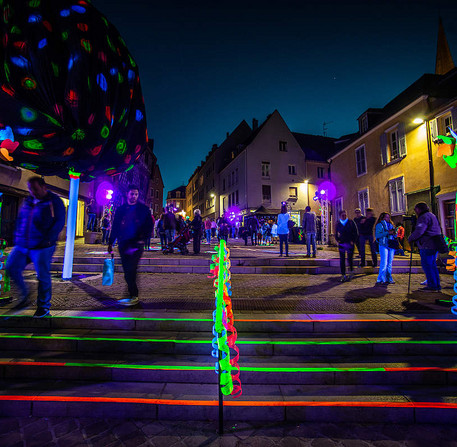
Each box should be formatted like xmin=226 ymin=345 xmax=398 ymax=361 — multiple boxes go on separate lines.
xmin=166 ymin=185 xmax=186 ymax=213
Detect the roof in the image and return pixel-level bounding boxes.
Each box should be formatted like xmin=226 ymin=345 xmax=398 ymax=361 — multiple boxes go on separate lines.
xmin=292 ymin=132 xmax=338 ymax=162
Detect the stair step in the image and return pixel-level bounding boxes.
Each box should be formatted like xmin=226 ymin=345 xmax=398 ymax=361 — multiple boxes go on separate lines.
xmin=1 ymin=331 xmax=457 ymax=356
xmin=1 ymin=354 xmax=457 ymax=385
xmin=2 ymin=311 xmax=456 ymax=333
xmin=1 ymin=380 xmax=456 ymax=423
xmin=39 ymin=263 xmax=426 ymax=274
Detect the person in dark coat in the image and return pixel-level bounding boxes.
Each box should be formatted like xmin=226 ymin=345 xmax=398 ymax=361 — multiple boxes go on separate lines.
xmin=408 ymin=202 xmax=443 ymax=292
xmin=191 ymin=209 xmax=203 ymax=254
xmin=358 ymin=208 xmax=377 ymax=267
xmin=163 ymin=207 xmax=177 ymax=244
xmin=6 ymin=176 xmax=65 ymax=318
xmin=108 ymin=185 xmax=153 ymax=306
xmin=335 ymin=209 xmax=359 ymax=282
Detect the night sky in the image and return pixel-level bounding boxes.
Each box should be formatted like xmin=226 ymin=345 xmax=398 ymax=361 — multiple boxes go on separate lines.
xmin=93 ymin=0 xmax=457 ymax=197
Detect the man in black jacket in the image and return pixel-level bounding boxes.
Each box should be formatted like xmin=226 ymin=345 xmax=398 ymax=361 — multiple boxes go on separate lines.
xmin=108 ymin=185 xmax=153 ymax=306
xmin=6 ymin=176 xmax=65 ymax=317
xmin=358 ymin=208 xmax=377 ymax=268
xmin=191 ymin=209 xmax=203 ymax=254
xmin=335 ymin=209 xmax=359 ymax=282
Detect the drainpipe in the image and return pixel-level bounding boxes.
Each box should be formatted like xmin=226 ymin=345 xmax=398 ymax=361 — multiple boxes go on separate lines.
xmin=425 ymin=118 xmax=436 ymax=215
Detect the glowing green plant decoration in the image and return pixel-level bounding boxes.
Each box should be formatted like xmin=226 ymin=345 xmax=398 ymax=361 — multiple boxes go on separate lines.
xmin=210 ymin=240 xmax=241 ymax=397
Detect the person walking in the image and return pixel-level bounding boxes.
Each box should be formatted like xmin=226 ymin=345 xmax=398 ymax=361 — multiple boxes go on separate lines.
xmin=191 ymin=209 xmax=203 ymax=254
xmin=277 ymin=203 xmax=290 ymax=257
xmin=335 ymin=209 xmax=358 ymax=282
xmin=217 ymin=213 xmax=229 ymax=242
xmin=6 ymin=176 xmax=65 ymax=318
xmin=375 ymin=212 xmax=396 ymax=285
xmin=249 ymin=216 xmax=259 ymax=246
xmin=358 ymin=208 xmax=377 ymax=267
xmin=157 ymin=214 xmax=166 ymax=250
xmin=408 ymin=202 xmax=442 ymax=292
xmin=163 ymin=207 xmax=177 ymax=244
xmin=211 ymin=219 xmax=217 ymax=238
xmin=204 ymin=217 xmax=212 ymax=244
xmin=86 ymin=198 xmax=97 ymax=232
xmin=101 ymin=212 xmax=111 ymax=245
xmin=108 ymin=185 xmax=153 ymax=306
xmin=271 ymin=220 xmax=278 ymax=244
xmin=303 ymin=206 xmax=317 ymax=258
xmin=353 ymin=208 xmax=364 ymax=256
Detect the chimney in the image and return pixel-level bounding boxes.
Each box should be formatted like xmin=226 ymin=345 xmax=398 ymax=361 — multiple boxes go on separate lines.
xmin=252 ymin=118 xmax=258 ymax=130
xmin=212 ymin=144 xmax=218 ymax=150
xmin=226 ymin=132 xmax=230 ymax=138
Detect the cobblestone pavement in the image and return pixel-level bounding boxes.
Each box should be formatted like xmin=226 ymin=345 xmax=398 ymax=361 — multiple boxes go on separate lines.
xmin=2 ymin=271 xmax=453 ymax=314
xmin=1 ymin=417 xmax=457 ymax=447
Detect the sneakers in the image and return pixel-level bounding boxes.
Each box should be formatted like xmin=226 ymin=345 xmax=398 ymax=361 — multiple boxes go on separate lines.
xmin=118 ymin=296 xmax=139 ymax=306
xmin=312 ymin=254 xmax=316 ymax=258
xmin=340 ymin=275 xmax=349 ymax=282
xmin=420 ymin=280 xmax=427 ymax=286
xmin=33 ymin=308 xmax=50 ymax=318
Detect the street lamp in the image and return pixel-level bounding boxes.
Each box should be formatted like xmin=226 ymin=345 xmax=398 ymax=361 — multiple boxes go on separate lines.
xmin=413 ymin=117 xmax=424 ymax=125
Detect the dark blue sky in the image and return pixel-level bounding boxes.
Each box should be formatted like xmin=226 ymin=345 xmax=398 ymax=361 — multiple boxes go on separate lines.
xmin=93 ymin=0 xmax=457 ymax=195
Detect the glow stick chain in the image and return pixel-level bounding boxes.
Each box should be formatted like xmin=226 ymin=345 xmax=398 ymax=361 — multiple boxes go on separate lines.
xmin=209 ymin=240 xmax=242 ymax=397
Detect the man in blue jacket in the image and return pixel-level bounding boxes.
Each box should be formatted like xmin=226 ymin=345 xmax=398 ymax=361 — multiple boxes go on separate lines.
xmin=6 ymin=177 xmax=65 ymax=318
xmin=108 ymin=185 xmax=153 ymax=306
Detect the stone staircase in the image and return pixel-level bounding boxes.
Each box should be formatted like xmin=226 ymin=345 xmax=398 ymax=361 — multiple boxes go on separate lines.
xmin=1 ymin=311 xmax=457 ymax=423
xmin=42 ymin=255 xmax=426 ymax=275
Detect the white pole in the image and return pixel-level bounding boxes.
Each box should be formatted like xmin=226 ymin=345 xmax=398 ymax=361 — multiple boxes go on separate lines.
xmin=62 ymin=171 xmax=81 ymax=280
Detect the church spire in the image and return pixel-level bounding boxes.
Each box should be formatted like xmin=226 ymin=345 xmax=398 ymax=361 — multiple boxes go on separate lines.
xmin=435 ymin=17 xmax=455 ymax=75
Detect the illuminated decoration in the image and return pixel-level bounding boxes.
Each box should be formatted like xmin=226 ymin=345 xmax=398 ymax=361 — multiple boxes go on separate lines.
xmin=0 ymin=0 xmax=147 ymax=180
xmin=95 ymin=181 xmax=114 ymax=206
xmin=0 ymin=126 xmax=18 ymax=162
xmin=0 ymin=194 xmax=10 ymax=301
xmin=0 ymin=0 xmax=148 ymax=279
xmin=209 ymin=240 xmax=242 ymax=399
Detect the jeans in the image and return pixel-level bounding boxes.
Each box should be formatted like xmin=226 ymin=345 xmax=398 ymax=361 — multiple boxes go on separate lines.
xmin=338 ymin=244 xmax=354 ymax=276
xmin=377 ymin=244 xmax=394 ymax=283
xmin=101 ymin=229 xmax=110 ymax=245
xmin=419 ymin=249 xmax=440 ymax=290
xmin=159 ymin=232 xmax=166 ymax=249
xmin=164 ymin=229 xmax=175 ymax=245
xmin=205 ymin=229 xmax=211 ymax=244
xmin=359 ymin=235 xmax=377 ymax=267
xmin=6 ymin=245 xmax=56 ymax=311
xmin=279 ymin=234 xmax=288 ymax=256
xmin=118 ymin=242 xmax=144 ymax=298
xmin=251 ymin=231 xmax=257 ymax=245
xmin=306 ymin=232 xmax=316 ymax=256
xmin=87 ymin=213 xmax=96 ymax=231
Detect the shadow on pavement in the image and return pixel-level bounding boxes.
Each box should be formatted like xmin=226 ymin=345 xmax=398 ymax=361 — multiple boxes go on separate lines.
xmin=262 ymin=277 xmax=340 ymax=300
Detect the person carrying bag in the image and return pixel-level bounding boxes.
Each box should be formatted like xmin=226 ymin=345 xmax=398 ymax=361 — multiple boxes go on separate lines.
xmin=408 ymin=202 xmax=443 ymax=292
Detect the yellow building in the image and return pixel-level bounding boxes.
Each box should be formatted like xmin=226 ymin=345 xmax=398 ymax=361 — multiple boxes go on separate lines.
xmin=329 ymin=21 xmax=457 ymax=240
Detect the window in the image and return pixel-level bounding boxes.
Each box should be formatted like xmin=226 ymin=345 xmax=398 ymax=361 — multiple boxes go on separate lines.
xmin=358 ymin=188 xmax=369 ymax=215
xmin=288 ymin=165 xmax=296 ymax=175
xmin=389 ymin=130 xmax=399 ymax=161
xmin=151 ymin=188 xmax=154 ymax=197
xmin=262 ymin=185 xmax=271 ymax=202
xmin=176 ymin=191 xmax=181 ymax=198
xmin=235 ymin=190 xmax=239 ymax=204
xmin=155 ymin=190 xmax=159 ymax=199
xmin=222 ymin=179 xmax=226 ymax=192
xmin=289 ymin=187 xmax=298 ymax=198
xmin=261 ymin=162 xmax=270 ymax=178
xmin=228 ymin=194 xmax=232 ymax=207
xmin=317 ymin=167 xmax=325 ymax=179
xmin=355 ymin=145 xmax=367 ymax=176
xmin=235 ymin=168 xmax=239 ymax=184
xmin=444 ymin=115 xmax=453 ymax=133
xmin=389 ymin=177 xmax=406 ymax=214
xmin=155 ymin=204 xmax=158 ymax=212
xmin=228 ymin=174 xmax=232 ymax=188
xmin=381 ymin=124 xmax=406 ymax=164
xmin=231 ymin=171 xmax=235 ymax=186
xmin=335 ymin=197 xmax=343 ymax=217
xmin=279 ymin=141 xmax=287 ymax=152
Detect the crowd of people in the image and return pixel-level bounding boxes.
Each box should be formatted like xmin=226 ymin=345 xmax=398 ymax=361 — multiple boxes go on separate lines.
xmin=5 ymin=177 xmax=448 ymax=316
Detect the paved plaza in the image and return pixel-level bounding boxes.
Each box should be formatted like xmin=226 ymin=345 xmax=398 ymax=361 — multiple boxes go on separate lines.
xmin=1 ymin=416 xmax=457 ymax=447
